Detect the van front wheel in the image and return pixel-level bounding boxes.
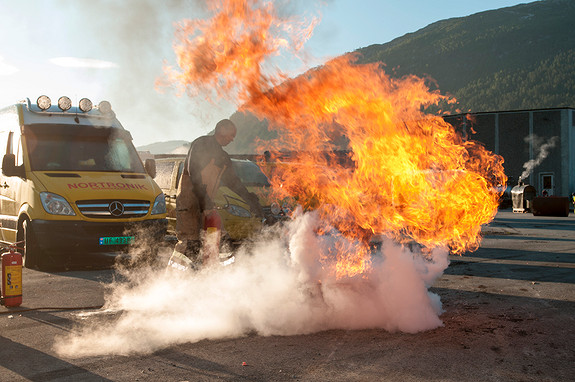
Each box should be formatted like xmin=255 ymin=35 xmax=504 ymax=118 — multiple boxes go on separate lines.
xmin=19 ymin=219 xmax=41 ymax=270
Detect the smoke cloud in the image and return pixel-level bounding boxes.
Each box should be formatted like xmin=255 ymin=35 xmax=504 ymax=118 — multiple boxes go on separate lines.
xmin=54 ymin=211 xmax=448 ymax=357
xmin=520 ymin=134 xmax=559 ymax=180
xmin=46 ymin=0 xmax=234 ymax=145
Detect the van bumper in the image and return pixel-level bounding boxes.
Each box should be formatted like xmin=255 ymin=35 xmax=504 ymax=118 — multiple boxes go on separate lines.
xmin=29 ymin=218 xmax=168 ymax=255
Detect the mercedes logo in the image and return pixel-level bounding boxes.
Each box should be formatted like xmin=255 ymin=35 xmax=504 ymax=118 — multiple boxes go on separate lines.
xmin=109 ymin=201 xmax=125 ymax=216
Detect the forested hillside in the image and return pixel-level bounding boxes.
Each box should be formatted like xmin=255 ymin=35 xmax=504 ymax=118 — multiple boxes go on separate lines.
xmin=356 ymin=0 xmax=575 ymax=112
xmin=227 ymin=0 xmax=575 ymax=154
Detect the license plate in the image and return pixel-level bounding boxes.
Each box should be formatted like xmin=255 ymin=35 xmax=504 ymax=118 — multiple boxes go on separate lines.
xmin=99 ymin=236 xmax=135 ymax=245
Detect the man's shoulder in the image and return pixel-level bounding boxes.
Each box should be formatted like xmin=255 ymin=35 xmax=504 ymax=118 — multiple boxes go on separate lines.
xmin=192 ymin=134 xmax=215 ymax=145
xmin=190 ymin=135 xmax=217 ymax=151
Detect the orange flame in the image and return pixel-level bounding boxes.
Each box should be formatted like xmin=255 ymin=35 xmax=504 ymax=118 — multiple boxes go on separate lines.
xmin=165 ymin=0 xmax=318 ymax=101
xmin=167 ymin=0 xmax=507 ymax=279
xmin=247 ymin=56 xmax=506 ymax=277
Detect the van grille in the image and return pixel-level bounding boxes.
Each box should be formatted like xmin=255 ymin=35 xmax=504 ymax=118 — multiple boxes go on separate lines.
xmin=76 ymin=199 xmax=150 ymax=219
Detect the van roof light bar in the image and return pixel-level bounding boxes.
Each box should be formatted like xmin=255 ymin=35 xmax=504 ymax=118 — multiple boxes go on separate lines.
xmin=98 ymin=100 xmax=112 ymax=114
xmin=37 ymin=95 xmax=51 ymax=110
xmin=58 ymin=96 xmax=72 ymax=111
xmin=32 ymin=95 xmax=107 ymax=114
xmin=78 ymin=98 xmax=93 ymax=112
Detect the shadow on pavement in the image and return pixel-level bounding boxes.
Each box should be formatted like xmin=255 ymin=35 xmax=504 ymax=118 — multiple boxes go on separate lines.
xmin=0 ymin=336 xmax=113 ymax=382
xmin=447 ymin=250 xmax=575 ymax=283
xmin=491 ymin=216 xmax=575 ymax=232
xmin=461 ymin=246 xmax=575 ymax=264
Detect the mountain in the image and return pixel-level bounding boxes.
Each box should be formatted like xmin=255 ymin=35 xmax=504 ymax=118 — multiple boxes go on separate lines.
xmin=356 ymin=0 xmax=575 ymax=112
xmin=224 ymin=0 xmax=575 ymax=154
xmin=137 ymin=140 xmax=190 ymax=155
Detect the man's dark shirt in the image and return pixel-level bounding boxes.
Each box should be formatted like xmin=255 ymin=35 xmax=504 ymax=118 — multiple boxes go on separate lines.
xmin=184 ymin=135 xmax=251 ymax=211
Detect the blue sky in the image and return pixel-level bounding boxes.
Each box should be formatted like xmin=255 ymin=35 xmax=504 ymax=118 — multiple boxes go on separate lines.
xmin=0 ymin=0 xmax=530 ymax=147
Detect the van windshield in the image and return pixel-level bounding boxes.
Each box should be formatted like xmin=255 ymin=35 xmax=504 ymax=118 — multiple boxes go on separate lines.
xmin=232 ymin=160 xmax=270 ymax=187
xmin=25 ymin=125 xmax=145 ymax=173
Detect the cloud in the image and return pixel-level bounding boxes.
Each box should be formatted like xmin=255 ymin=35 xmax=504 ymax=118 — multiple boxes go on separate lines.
xmin=50 ymin=57 xmax=119 ymax=69
xmin=0 ymin=56 xmax=19 ymax=75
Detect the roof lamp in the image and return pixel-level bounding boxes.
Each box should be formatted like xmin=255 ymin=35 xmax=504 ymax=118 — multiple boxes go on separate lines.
xmin=58 ymin=96 xmax=72 ymax=111
xmin=98 ymin=100 xmax=112 ymax=114
xmin=37 ymin=95 xmax=51 ymax=110
xmin=79 ymin=98 xmax=93 ymax=112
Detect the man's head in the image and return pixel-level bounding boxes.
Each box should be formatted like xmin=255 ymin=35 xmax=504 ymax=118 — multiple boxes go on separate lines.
xmin=214 ymin=119 xmax=237 ymax=147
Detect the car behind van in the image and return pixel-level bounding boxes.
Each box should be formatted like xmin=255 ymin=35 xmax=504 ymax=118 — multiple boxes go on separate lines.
xmin=155 ymin=155 xmax=291 ymax=249
xmin=0 ymin=96 xmax=167 ymax=269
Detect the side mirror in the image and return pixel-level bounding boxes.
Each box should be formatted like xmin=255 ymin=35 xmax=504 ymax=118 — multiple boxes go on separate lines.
xmin=2 ymin=154 xmax=25 ymax=178
xmin=145 ymin=158 xmax=156 ymax=179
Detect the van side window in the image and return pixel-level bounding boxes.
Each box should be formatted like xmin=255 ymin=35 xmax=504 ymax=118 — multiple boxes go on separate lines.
xmin=5 ymin=131 xmax=26 ymax=169
xmin=15 ymin=134 xmax=23 ymax=166
xmin=155 ymin=161 xmax=176 ymax=190
xmin=6 ymin=131 xmax=13 ymax=155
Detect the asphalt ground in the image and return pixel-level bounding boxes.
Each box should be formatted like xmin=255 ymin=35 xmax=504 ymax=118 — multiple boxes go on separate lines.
xmin=1 ymin=210 xmax=574 ymax=381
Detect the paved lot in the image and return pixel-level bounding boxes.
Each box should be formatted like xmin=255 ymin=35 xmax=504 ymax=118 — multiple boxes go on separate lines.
xmin=1 ymin=210 xmax=574 ymax=381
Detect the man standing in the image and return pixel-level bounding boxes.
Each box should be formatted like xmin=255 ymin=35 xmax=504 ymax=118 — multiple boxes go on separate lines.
xmin=170 ymin=119 xmax=263 ymax=269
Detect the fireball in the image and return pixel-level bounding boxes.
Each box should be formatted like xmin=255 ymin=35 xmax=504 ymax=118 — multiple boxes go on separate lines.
xmin=167 ymin=0 xmax=506 ymax=279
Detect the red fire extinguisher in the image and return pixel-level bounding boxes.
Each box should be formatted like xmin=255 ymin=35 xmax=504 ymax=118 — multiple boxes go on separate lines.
xmin=203 ymin=210 xmax=223 ymax=265
xmin=1 ymin=245 xmax=23 ymax=308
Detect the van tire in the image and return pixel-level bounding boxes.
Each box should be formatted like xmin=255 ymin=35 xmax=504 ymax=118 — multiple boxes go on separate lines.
xmin=20 ymin=219 xmax=41 ymax=270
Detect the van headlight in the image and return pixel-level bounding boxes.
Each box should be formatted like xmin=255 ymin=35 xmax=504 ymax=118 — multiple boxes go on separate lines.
xmin=151 ymin=193 xmax=166 ymax=215
xmin=40 ymin=192 xmax=76 ymax=216
xmin=227 ymin=204 xmax=251 ymax=218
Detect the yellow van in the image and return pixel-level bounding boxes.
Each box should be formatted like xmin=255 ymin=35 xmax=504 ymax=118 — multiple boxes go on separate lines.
xmin=0 ymin=96 xmax=167 ymax=269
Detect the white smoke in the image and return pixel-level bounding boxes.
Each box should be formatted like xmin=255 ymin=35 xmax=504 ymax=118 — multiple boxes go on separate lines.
xmin=54 ymin=211 xmax=448 ymax=358
xmin=520 ymin=134 xmax=558 ymax=180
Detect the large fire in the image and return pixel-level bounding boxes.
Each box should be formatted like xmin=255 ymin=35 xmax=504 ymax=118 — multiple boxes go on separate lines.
xmin=167 ymin=0 xmax=506 ymax=279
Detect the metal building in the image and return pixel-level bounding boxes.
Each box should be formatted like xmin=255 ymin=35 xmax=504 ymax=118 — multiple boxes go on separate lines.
xmin=444 ymin=108 xmax=575 ymax=197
